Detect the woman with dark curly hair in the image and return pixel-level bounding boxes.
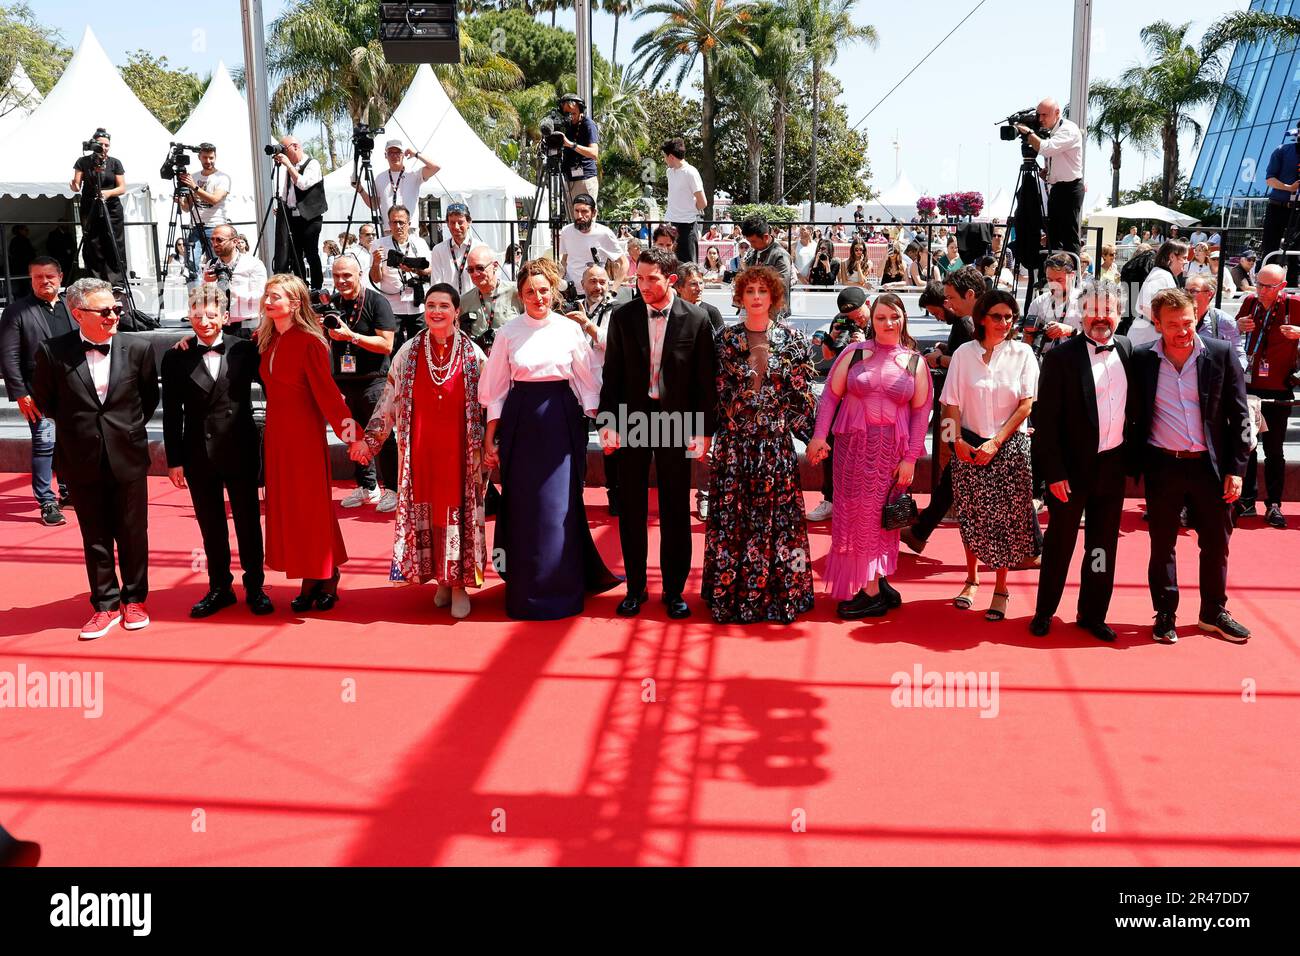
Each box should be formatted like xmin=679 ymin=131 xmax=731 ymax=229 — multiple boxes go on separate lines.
xmin=702 ymin=265 xmax=818 ymax=623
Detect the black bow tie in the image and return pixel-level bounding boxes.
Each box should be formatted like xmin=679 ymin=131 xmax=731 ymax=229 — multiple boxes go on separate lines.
xmin=195 ymin=341 xmax=226 ymax=355
xmin=82 ymin=341 xmax=109 ymax=355
xmin=1088 ymin=340 xmax=1115 ymax=353
xmin=650 ymin=308 xmax=669 ymax=320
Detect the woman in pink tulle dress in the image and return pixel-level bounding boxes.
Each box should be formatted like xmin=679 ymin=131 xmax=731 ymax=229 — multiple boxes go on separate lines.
xmin=805 ymin=293 xmax=931 ymax=620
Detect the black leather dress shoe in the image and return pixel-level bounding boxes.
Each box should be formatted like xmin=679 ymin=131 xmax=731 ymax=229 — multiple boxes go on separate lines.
xmin=247 ymin=588 xmax=274 ymax=616
xmin=663 ymin=594 xmax=691 ymax=619
xmin=1152 ymin=612 xmax=1178 ymax=644
xmin=1075 ymin=618 xmax=1116 ymax=642
xmin=191 ymin=588 xmax=237 ymax=619
xmin=616 ymin=590 xmax=650 ymax=617
xmin=878 ymin=577 xmax=902 ymax=608
xmin=1029 ymin=613 xmax=1051 ymax=637
xmin=837 ymin=590 xmax=888 ymax=620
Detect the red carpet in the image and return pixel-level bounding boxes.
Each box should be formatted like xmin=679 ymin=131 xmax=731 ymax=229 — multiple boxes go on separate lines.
xmin=0 ymin=472 xmax=1297 ymax=866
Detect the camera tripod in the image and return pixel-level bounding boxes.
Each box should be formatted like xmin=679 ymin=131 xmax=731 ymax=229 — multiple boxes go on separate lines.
xmin=994 ymin=145 xmax=1049 ymax=315
xmin=526 ymin=142 xmax=569 ymax=261
xmin=339 ymin=146 xmax=383 ymax=263
xmin=73 ymin=151 xmax=137 ymax=313
xmin=251 ymin=161 xmax=299 ymax=280
xmin=158 ymin=183 xmax=214 ymax=301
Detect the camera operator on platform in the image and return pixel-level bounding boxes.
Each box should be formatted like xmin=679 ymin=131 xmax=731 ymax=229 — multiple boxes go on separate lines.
xmin=558 ymin=94 xmax=600 ymax=215
xmin=70 ymin=130 xmax=127 ymax=283
xmin=1016 ymin=98 xmax=1084 ymax=255
xmin=1261 ymin=131 xmax=1300 ymax=285
xmin=204 ymin=224 xmax=266 ymax=338
xmin=354 ymin=138 xmax=440 ymax=234
xmin=371 ymin=205 xmax=432 ymax=350
xmin=178 ymin=143 xmax=230 ymax=282
xmin=272 ymin=136 xmax=326 ymax=292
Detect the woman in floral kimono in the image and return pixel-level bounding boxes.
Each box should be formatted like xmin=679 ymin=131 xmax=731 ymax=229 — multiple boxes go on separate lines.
xmin=702 ymin=265 xmax=818 ymax=624
xmin=351 ymin=283 xmax=488 ymax=619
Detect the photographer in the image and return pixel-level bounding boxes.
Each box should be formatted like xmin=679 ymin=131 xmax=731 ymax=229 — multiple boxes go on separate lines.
xmin=1016 ymin=98 xmax=1084 ymax=255
xmin=809 ymin=239 xmax=842 ymax=286
xmin=69 ymin=130 xmax=127 ymax=283
xmin=204 ymin=224 xmax=266 ymax=338
xmin=272 ymin=136 xmax=326 ymax=291
xmin=354 ymin=138 xmax=440 ymax=233
xmin=428 ymin=202 xmax=481 ymax=296
xmin=558 ymin=94 xmax=600 ymax=215
xmin=327 ymin=256 xmax=398 ymax=512
xmin=178 ymin=143 xmax=230 ymax=282
xmin=459 ymin=245 xmax=520 ymax=351
xmin=559 ymin=193 xmax=627 ymax=301
xmin=370 ymin=205 xmax=431 ymax=351
xmin=1023 ymin=252 xmax=1082 ymax=355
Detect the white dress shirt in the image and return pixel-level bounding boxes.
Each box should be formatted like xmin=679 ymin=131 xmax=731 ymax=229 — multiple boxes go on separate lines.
xmin=646 ymin=296 xmax=673 ymax=399
xmin=428 ymin=238 xmax=481 ymax=296
xmin=374 ymin=234 xmax=432 ymax=312
xmin=79 ymin=334 xmax=111 ymax=402
xmin=280 ymin=158 xmax=322 ymax=207
xmin=940 ymin=339 xmax=1039 ymax=439
xmin=478 ymin=311 xmax=602 ymax=420
xmin=1085 ymin=337 xmax=1127 ymax=452
xmin=214 ymin=252 xmax=268 ymax=326
xmin=1132 ymin=266 xmax=1176 ymax=346
xmin=200 ymin=334 xmax=224 ymax=381
xmin=1038 ymin=117 xmax=1084 ymax=183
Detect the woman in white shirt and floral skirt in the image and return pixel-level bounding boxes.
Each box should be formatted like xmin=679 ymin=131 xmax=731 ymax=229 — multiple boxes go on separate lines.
xmin=940 ymin=289 xmax=1040 ymax=622
xmin=478 ymin=259 xmax=620 ymax=619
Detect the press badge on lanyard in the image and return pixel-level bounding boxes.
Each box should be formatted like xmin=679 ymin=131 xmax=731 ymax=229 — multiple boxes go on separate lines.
xmin=570 ymin=167 xmax=584 ymax=180
xmin=341 ymin=352 xmax=357 ymax=374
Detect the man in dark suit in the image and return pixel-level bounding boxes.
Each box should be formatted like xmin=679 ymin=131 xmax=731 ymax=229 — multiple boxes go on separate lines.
xmin=1031 ymin=280 xmax=1132 ymax=641
xmin=31 ymin=277 xmax=159 ymax=641
xmin=597 ymin=247 xmax=717 ymax=618
xmin=676 ymin=262 xmax=725 ymax=521
xmin=0 ymin=257 xmax=75 ymax=525
xmin=1127 ymin=287 xmax=1252 ymax=645
xmin=162 ymin=286 xmax=272 ymax=618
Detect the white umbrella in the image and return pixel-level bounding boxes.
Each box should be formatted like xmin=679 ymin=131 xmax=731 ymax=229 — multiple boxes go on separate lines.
xmin=1086 ymin=199 xmax=1198 ymax=227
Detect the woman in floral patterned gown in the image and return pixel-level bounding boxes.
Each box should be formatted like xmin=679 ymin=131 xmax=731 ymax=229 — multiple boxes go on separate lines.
xmin=702 ymin=265 xmax=818 ymax=623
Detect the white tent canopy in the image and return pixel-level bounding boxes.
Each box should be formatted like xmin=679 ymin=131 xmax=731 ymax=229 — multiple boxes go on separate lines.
xmin=1086 ymin=199 xmax=1199 ymax=226
xmin=174 ymin=61 xmax=257 ymax=226
xmin=980 ymin=187 xmax=1012 ymax=221
xmin=866 ymin=171 xmax=923 ymax=222
xmin=0 ymin=62 xmax=43 ymax=141
xmin=323 ymin=64 xmax=537 ymax=253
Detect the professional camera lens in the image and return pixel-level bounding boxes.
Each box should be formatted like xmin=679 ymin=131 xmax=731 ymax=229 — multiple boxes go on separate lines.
xmin=265 ymin=144 xmax=286 ymax=156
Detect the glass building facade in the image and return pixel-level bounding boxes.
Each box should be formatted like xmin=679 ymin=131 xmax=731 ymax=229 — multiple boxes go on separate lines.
xmin=1189 ymin=0 xmax=1300 ymax=220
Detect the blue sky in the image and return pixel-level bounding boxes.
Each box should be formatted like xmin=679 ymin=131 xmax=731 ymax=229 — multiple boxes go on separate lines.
xmin=39 ymin=0 xmax=1250 ymax=207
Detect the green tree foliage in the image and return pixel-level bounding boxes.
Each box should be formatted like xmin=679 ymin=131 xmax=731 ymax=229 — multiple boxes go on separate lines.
xmin=120 ymin=51 xmax=205 ymax=133
xmin=462 ymin=9 xmax=578 ymax=86
xmin=0 ymin=3 xmax=71 ymax=98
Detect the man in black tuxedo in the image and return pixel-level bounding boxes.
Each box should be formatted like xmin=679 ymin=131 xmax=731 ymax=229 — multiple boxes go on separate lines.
xmin=598 ymin=247 xmax=717 ymax=618
xmin=0 ymin=257 xmax=75 ymax=525
xmin=1031 ymin=280 xmax=1132 ymax=641
xmin=31 ymin=277 xmax=159 ymax=641
xmin=1127 ymin=287 xmax=1252 ymax=645
xmin=162 ymin=286 xmax=272 ymax=618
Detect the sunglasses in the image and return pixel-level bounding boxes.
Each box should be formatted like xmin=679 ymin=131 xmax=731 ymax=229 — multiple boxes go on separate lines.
xmin=466 ymin=264 xmax=495 ymax=274
xmin=985 ymin=311 xmax=1016 ymax=322
xmin=78 ymin=305 xmax=125 ymax=318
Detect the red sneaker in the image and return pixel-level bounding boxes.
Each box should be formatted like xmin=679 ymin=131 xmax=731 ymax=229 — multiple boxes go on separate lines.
xmin=121 ymin=603 xmax=151 ymax=631
xmin=79 ymin=609 xmax=120 ymax=641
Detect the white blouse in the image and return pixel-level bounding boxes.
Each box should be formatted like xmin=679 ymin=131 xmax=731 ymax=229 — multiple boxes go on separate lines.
xmin=940 ymin=338 xmax=1039 ymax=439
xmin=1132 ymin=266 xmax=1176 ymax=346
xmin=478 ymin=311 xmax=602 ymax=420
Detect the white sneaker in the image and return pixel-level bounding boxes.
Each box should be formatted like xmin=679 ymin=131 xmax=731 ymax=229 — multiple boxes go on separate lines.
xmin=806 ymin=499 xmax=834 ymax=522
xmin=341 ymin=486 xmax=380 ymax=508
xmin=376 ymin=489 xmax=399 ymax=513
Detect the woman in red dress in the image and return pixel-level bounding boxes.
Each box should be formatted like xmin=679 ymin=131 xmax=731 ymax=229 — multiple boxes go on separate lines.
xmin=352 ymin=283 xmax=488 ymax=619
xmin=257 ymin=274 xmax=353 ymax=611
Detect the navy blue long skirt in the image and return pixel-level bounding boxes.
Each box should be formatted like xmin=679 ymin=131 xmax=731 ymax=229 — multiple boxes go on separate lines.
xmin=495 ymin=380 xmax=620 ymax=620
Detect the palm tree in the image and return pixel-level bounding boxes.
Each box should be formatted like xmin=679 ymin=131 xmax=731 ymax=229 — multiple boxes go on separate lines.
xmin=750 ymin=3 xmax=809 ymax=202
xmin=602 ymin=0 xmax=639 ymax=68
xmin=632 ymin=0 xmax=758 ymax=216
xmin=1120 ymin=12 xmax=1300 ymax=206
xmin=716 ymin=62 xmax=771 ymax=201
xmin=792 ymin=0 xmax=876 ymax=210
xmin=537 ymin=0 xmax=574 ymax=28
xmin=1088 ymin=81 xmax=1157 ymax=208
xmin=434 ymin=31 xmax=527 ymax=151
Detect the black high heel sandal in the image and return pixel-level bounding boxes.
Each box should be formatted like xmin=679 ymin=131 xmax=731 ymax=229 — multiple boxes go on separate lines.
xmin=290 ymin=579 xmax=321 ymax=613
xmin=314 ymin=568 xmax=341 ymax=611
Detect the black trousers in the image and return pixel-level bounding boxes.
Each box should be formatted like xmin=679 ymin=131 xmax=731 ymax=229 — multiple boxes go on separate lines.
xmin=338 ymin=377 xmax=397 ymax=491
xmin=286 ymin=213 xmax=323 ymax=291
xmin=821 ymin=432 xmax=835 ymax=500
xmin=80 ymin=199 xmax=127 ymax=284
xmin=1144 ymin=453 xmax=1232 ymax=621
xmin=617 ymin=420 xmax=693 ymax=597
xmin=1260 ymin=200 xmax=1300 ymax=283
xmin=188 ymin=469 xmax=264 ymax=592
xmin=392 ymin=311 xmax=423 ymax=354
xmin=913 ymin=458 xmax=953 ymax=541
xmin=1047 ymin=179 xmax=1083 ymax=256
xmin=67 ymin=469 xmax=149 ymax=610
xmin=1035 ymin=448 xmax=1125 ymax=623
xmin=1243 ymin=391 xmax=1292 ymax=507
xmin=673 ymin=222 xmax=699 ymax=266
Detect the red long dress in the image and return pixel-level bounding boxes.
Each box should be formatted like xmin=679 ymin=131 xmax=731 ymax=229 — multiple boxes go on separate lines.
xmin=409 ymin=345 xmax=466 ymax=583
xmin=260 ymin=327 xmax=351 ymax=580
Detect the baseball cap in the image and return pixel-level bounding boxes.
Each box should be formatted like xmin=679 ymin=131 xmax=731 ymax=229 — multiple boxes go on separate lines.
xmin=445 ymin=202 xmax=471 ymax=218
xmin=572 ymin=193 xmax=596 ymax=210
xmin=1240 ymin=248 xmax=1257 ymax=259
xmin=385 ymin=139 xmax=404 ymax=151
xmin=836 ymin=287 xmax=867 ymax=312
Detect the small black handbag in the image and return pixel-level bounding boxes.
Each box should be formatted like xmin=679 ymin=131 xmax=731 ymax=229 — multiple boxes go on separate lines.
xmin=882 ymin=484 xmax=918 ymax=530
